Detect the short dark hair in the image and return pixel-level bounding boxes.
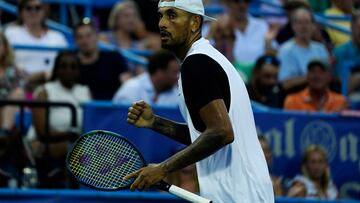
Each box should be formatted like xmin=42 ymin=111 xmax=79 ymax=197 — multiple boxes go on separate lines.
xmin=307 ymin=59 xmax=329 ymax=71
xmin=74 ymin=18 xmax=97 ymax=36
xmin=51 ymin=51 xmax=80 ymax=81
xmin=254 ymin=55 xmax=280 ymax=71
xmin=147 ymin=50 xmax=177 ymax=75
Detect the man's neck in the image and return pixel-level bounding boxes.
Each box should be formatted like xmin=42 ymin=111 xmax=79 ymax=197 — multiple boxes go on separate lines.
xmin=309 ymin=88 xmax=328 ymax=103
xmin=174 ymin=33 xmax=201 ymax=61
xmin=295 ymin=37 xmax=311 ymax=48
xmin=79 ymin=50 xmax=99 ymax=64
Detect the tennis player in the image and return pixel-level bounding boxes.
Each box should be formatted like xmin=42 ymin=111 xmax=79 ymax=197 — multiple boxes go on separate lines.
xmin=125 ymin=0 xmax=274 ymax=202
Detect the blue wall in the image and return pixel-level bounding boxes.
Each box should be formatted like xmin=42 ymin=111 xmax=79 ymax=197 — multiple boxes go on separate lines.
xmin=82 ymin=102 xmax=360 ymax=199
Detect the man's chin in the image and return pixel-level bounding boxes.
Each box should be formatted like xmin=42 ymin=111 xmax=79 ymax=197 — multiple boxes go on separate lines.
xmin=161 ymin=43 xmax=173 ymax=50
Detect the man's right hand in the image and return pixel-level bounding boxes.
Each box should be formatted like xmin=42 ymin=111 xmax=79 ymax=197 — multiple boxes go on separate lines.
xmin=127 ymin=100 xmax=155 ymax=128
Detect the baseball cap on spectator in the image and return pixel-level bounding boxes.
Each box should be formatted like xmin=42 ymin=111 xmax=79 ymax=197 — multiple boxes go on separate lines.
xmin=254 ymin=55 xmax=280 ymax=71
xmin=158 ymin=0 xmax=217 ymax=22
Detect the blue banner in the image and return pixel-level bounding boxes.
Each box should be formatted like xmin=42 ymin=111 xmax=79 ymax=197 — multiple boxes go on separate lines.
xmin=82 ymin=102 xmax=360 ymax=199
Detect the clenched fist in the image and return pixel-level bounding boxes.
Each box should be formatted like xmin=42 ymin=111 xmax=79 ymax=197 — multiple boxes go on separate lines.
xmin=127 ymin=100 xmax=155 ymax=128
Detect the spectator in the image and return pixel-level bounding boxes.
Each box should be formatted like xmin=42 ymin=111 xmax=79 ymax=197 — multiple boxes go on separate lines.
xmin=325 ymin=0 xmax=353 ymax=46
xmin=0 ymin=32 xmax=26 ymax=187
xmin=208 ymin=0 xmax=270 ymax=82
xmin=278 ymin=7 xmax=329 ymax=91
xmin=74 ymin=20 xmax=130 ymax=100
xmin=247 ymin=55 xmax=286 ymax=108
xmin=4 ymin=0 xmax=68 ymax=76
xmin=26 ymin=52 xmax=91 ymax=188
xmin=275 ymin=0 xmax=331 ymax=49
xmin=333 ymin=12 xmax=360 ymax=101
xmin=99 ymin=0 xmax=151 ymax=50
xmin=258 ymin=136 xmax=284 ymax=197
xmin=287 ymin=145 xmax=338 ymax=200
xmin=276 ymin=0 xmax=311 ymax=45
xmin=112 ymin=50 xmax=179 ymax=107
xmin=284 ymin=60 xmax=347 ymax=113
xmin=206 ymin=17 xmax=235 ymax=62
xmin=0 ymin=32 xmax=26 ymax=133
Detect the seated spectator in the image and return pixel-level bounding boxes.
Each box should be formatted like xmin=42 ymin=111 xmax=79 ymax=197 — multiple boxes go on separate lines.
xmin=4 ymin=0 xmax=68 ymax=76
xmin=276 ymin=0 xmax=311 ymax=45
xmin=278 ymin=7 xmax=329 ymax=91
xmin=0 ymin=32 xmax=27 ymax=133
xmin=287 ymin=145 xmax=338 ymax=199
xmin=99 ymin=0 xmax=149 ymax=50
xmin=333 ymin=12 xmax=360 ymax=73
xmin=74 ymin=20 xmax=131 ymax=100
xmin=258 ymin=136 xmax=283 ymax=197
xmin=284 ymin=60 xmax=347 ymax=113
xmin=325 ymin=0 xmax=353 ymax=47
xmin=276 ymin=0 xmax=332 ymax=50
xmin=113 ymin=50 xmax=179 ymax=107
xmin=207 ymin=0 xmax=270 ymax=82
xmin=26 ymin=52 xmax=91 ymax=188
xmin=0 ymin=32 xmax=26 ymax=187
xmin=247 ymin=55 xmax=286 ymax=108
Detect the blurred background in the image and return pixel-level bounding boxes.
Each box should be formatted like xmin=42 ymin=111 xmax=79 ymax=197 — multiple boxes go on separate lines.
xmin=0 ymin=0 xmax=360 ymax=202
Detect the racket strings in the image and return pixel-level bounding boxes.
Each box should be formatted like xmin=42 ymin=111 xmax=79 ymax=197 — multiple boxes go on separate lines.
xmin=68 ymin=133 xmax=144 ymax=189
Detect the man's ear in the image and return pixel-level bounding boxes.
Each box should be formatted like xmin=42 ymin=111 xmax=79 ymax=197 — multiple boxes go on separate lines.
xmin=190 ymin=15 xmax=202 ymax=33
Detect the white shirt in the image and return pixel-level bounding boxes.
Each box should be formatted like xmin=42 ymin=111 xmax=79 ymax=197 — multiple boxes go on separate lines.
xmin=178 ymin=38 xmax=274 ymax=203
xmin=27 ymin=80 xmax=91 ymax=141
xmin=292 ymin=175 xmax=338 ymax=200
xmin=5 ymin=25 xmax=68 ymax=74
xmin=112 ymin=72 xmax=179 ymax=107
xmin=277 ymin=39 xmax=329 ymax=81
xmin=233 ymin=16 xmax=269 ymax=64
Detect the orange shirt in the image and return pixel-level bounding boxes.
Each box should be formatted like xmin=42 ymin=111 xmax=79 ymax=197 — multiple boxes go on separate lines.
xmin=284 ymin=88 xmax=347 ymax=113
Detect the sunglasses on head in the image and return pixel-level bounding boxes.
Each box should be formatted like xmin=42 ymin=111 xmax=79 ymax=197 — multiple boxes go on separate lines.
xmin=24 ymin=5 xmax=43 ymax=12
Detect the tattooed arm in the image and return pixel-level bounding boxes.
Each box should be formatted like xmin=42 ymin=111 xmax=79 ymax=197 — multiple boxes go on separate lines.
xmin=160 ymin=99 xmax=234 ymax=173
xmin=125 ymin=99 xmax=234 ymax=191
xmin=127 ymin=100 xmax=191 ymax=145
xmin=150 ymin=116 xmax=191 ymax=145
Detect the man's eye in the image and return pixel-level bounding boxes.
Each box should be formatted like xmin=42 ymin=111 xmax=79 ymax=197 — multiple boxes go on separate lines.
xmin=168 ymin=14 xmax=175 ymax=19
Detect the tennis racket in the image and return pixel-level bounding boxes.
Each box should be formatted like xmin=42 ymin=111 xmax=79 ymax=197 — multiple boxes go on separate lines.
xmin=66 ymin=130 xmax=212 ymax=203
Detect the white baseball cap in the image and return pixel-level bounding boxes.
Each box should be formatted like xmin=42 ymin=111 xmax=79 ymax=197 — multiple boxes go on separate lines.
xmin=158 ymin=0 xmax=217 ymax=22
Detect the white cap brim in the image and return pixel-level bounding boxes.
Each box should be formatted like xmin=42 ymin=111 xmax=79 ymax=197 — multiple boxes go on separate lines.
xmin=159 ymin=1 xmax=216 ymax=22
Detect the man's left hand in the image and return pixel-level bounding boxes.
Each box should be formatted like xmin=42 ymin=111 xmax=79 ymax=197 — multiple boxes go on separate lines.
xmin=123 ymin=163 xmax=167 ymax=191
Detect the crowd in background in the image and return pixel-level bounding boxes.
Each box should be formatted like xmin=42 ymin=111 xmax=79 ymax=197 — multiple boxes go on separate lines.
xmin=0 ymin=0 xmax=359 ymax=200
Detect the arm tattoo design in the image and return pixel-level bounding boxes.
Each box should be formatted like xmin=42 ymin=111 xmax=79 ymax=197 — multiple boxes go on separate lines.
xmin=150 ymin=116 xmax=191 ymax=145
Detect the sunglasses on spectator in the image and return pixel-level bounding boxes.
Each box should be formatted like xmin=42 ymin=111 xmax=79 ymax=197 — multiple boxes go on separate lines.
xmin=24 ymin=5 xmax=43 ymax=12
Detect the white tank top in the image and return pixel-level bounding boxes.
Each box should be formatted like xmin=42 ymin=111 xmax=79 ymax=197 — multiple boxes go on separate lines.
xmin=177 ymin=38 xmax=274 ymax=203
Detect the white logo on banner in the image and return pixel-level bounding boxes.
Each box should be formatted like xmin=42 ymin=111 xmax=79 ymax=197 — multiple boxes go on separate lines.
xmin=300 ymin=120 xmax=337 ymax=162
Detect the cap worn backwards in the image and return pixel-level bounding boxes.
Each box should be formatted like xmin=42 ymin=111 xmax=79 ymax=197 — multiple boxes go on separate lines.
xmin=158 ymin=0 xmax=217 ymax=22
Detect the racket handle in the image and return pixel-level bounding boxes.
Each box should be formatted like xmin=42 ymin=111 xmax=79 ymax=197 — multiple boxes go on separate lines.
xmin=168 ymin=184 xmax=212 ymax=203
